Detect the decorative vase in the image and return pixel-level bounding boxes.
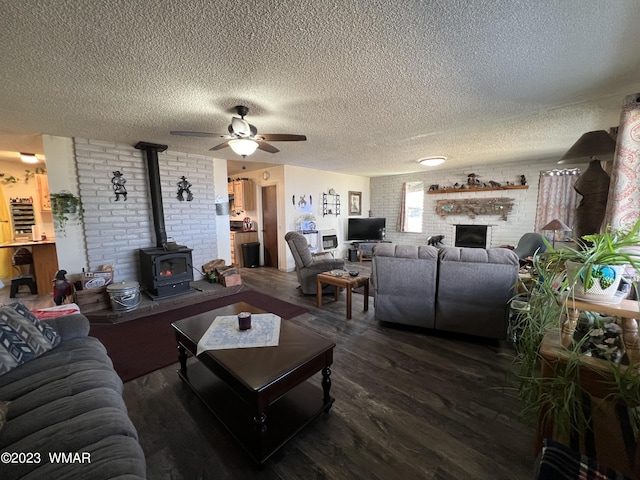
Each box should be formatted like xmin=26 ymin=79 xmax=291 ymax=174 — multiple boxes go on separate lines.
xmin=565 ymin=260 xmax=624 ymax=301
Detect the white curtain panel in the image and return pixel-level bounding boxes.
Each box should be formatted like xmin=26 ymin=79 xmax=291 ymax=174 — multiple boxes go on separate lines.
xmin=604 ymin=93 xmax=640 ymax=229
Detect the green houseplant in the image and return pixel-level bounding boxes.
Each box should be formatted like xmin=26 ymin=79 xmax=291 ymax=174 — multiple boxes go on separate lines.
xmin=508 ymin=219 xmax=640 ymax=453
xmin=543 ymin=218 xmax=640 ymax=301
xmin=50 ymin=191 xmax=83 ymax=235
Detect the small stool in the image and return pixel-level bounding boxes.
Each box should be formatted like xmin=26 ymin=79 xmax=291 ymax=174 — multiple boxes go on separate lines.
xmin=10 ymin=274 xmax=37 ymax=298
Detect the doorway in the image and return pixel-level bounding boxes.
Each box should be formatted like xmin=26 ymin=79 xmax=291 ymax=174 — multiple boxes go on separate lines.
xmin=261 ymin=185 xmax=278 ymax=268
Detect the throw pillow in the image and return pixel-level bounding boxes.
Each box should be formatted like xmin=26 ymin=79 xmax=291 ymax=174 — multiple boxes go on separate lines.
xmin=0 ymin=304 xmax=61 ymax=375
xmin=0 ymin=319 xmax=37 ymax=374
xmin=5 ymin=303 xmax=61 ymax=351
xmin=535 ymin=438 xmax=632 ymax=480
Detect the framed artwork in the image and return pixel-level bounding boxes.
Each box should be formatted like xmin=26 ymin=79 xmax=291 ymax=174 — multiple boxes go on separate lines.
xmin=348 ymin=191 xmax=362 ymax=216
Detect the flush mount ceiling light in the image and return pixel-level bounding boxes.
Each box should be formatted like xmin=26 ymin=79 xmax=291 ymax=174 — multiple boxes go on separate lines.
xmin=228 ymin=138 xmax=259 ymax=157
xmin=418 ymin=157 xmax=446 ymax=167
xmin=19 ymin=152 xmax=38 ymax=163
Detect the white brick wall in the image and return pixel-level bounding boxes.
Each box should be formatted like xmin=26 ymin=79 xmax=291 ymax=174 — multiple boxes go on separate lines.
xmin=371 ymin=158 xmax=573 ymax=248
xmin=74 ymin=139 xmax=217 ymax=282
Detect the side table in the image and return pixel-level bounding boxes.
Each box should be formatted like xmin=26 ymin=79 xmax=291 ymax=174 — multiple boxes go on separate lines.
xmin=316 ymin=271 xmax=369 ymax=319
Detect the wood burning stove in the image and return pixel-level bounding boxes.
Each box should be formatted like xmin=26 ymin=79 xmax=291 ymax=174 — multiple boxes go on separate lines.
xmin=135 ymin=141 xmax=194 ymax=298
xmin=139 ymin=247 xmax=193 ymax=298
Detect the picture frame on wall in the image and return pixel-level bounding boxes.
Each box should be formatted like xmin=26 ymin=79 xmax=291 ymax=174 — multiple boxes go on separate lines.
xmin=348 ymin=191 xmax=361 ymax=216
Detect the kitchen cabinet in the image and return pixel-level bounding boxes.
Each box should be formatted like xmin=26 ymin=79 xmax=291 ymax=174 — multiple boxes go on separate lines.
xmin=230 ymin=231 xmax=259 ymax=267
xmin=231 ymin=180 xmax=256 ymax=211
xmin=36 ymin=174 xmax=51 ymax=211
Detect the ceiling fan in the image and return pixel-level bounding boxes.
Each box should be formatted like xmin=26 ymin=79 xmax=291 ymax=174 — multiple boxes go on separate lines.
xmin=170 ymin=105 xmax=307 ymax=157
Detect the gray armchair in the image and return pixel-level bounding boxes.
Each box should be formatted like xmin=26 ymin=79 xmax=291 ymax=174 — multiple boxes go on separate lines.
xmin=285 ymin=231 xmax=345 ymax=294
xmin=513 ymin=232 xmax=548 ymax=264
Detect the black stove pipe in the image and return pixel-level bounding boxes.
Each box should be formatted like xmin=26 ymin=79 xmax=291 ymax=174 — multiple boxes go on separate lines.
xmin=134 ymin=141 xmax=168 ymax=248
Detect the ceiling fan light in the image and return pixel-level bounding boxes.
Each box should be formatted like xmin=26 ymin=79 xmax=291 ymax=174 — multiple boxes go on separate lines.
xmin=20 ymin=152 xmax=39 ymax=163
xmin=419 ymin=157 xmax=446 ymax=167
xmin=228 ymin=139 xmax=258 ymax=157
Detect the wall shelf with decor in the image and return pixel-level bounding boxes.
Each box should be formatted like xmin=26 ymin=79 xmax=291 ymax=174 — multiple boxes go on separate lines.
xmin=427 ymin=185 xmax=528 ymax=194
xmin=322 ymin=192 xmax=340 ymax=216
xmin=436 ymin=198 xmax=515 ymax=220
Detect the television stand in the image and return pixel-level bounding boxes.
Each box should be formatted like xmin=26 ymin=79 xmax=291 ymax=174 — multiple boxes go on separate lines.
xmin=350 ymin=240 xmax=390 ymax=262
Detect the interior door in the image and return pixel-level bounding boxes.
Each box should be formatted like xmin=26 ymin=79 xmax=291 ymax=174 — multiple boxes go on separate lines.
xmin=261 ymin=185 xmax=278 ymax=268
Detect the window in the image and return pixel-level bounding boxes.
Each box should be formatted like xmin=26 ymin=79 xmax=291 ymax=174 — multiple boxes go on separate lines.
xmin=401 ymin=181 xmax=424 ymax=233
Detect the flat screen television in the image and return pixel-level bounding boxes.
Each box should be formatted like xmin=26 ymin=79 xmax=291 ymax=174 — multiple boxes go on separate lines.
xmin=347 ymin=217 xmax=386 ymax=241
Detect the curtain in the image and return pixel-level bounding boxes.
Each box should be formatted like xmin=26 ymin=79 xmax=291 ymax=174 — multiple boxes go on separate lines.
xmin=534 ymin=168 xmax=581 ymax=234
xmin=604 ymin=93 xmax=640 ymax=229
xmin=396 ymin=182 xmax=407 ymax=232
xmin=0 ymin=184 xmax=14 ymax=279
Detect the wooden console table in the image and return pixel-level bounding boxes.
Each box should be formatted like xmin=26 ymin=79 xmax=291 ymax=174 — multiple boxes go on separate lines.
xmin=537 ymin=295 xmax=640 ymax=477
xmin=561 ymin=296 xmax=640 ymax=364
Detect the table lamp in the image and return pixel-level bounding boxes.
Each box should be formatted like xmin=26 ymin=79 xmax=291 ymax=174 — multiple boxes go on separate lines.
xmin=541 ymin=219 xmax=572 ymax=248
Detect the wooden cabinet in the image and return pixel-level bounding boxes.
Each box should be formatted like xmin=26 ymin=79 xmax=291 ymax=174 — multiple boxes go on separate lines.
xmin=536 ymin=297 xmax=640 ymax=476
xmin=230 ymin=231 xmax=259 ymax=267
xmin=36 ymin=174 xmax=51 ymax=211
xmin=227 ymin=182 xmax=234 ymax=195
xmin=31 ymin=243 xmax=59 ymax=296
xmin=231 ymin=180 xmax=256 ymax=211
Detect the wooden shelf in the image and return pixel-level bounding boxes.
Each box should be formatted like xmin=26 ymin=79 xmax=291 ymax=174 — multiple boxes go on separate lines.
xmin=427 ymin=185 xmax=528 ymax=194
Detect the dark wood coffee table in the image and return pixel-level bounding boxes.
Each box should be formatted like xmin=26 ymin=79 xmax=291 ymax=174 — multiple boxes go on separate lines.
xmin=171 ymin=302 xmax=335 ymax=464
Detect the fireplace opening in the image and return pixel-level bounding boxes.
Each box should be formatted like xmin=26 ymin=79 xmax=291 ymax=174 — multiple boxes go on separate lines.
xmin=455 ymin=224 xmax=488 ymax=248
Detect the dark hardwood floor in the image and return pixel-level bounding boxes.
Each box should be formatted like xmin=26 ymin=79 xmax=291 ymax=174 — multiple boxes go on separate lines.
xmin=1 ymin=263 xmax=537 ymax=479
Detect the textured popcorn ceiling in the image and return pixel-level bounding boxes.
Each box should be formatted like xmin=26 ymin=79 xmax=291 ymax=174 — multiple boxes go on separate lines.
xmin=0 ymin=0 xmax=639 ymax=177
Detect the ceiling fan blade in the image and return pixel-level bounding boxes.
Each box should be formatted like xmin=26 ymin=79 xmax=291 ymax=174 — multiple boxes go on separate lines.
xmin=256 ymin=141 xmax=280 ymax=153
xmin=257 ymin=134 xmax=307 ymax=142
xmin=170 ymin=131 xmax=224 ymax=137
xmin=209 ymin=141 xmax=231 ymax=151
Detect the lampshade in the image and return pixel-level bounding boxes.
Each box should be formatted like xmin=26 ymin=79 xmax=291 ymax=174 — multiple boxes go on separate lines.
xmin=557 ymin=130 xmax=616 ymax=164
xmin=228 ymin=139 xmax=258 ymax=157
xmin=541 ymin=219 xmax=571 ymax=232
xmin=19 ymin=152 xmax=38 ymax=164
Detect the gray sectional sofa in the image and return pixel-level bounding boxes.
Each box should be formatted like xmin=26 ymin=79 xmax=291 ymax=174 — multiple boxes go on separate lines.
xmin=371 ymin=244 xmax=519 ymax=339
xmin=0 ymin=305 xmax=146 ymax=479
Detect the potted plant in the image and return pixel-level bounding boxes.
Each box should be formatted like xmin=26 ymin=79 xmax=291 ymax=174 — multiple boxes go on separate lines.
xmin=507 ymin=221 xmax=640 ymax=461
xmin=542 ymin=218 xmax=640 ymax=302
xmin=50 ymin=190 xmax=83 ymax=234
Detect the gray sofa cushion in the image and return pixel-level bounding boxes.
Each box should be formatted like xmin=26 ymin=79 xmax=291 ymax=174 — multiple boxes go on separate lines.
xmin=2 ymin=408 xmax=143 ymax=480
xmin=0 ymin=337 xmax=115 ymax=396
xmin=0 ymin=311 xmax=146 ymax=479
xmin=42 ymin=313 xmax=91 ymax=340
xmin=436 ymin=247 xmax=519 ymax=339
xmin=372 ymin=244 xmax=439 ymax=327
